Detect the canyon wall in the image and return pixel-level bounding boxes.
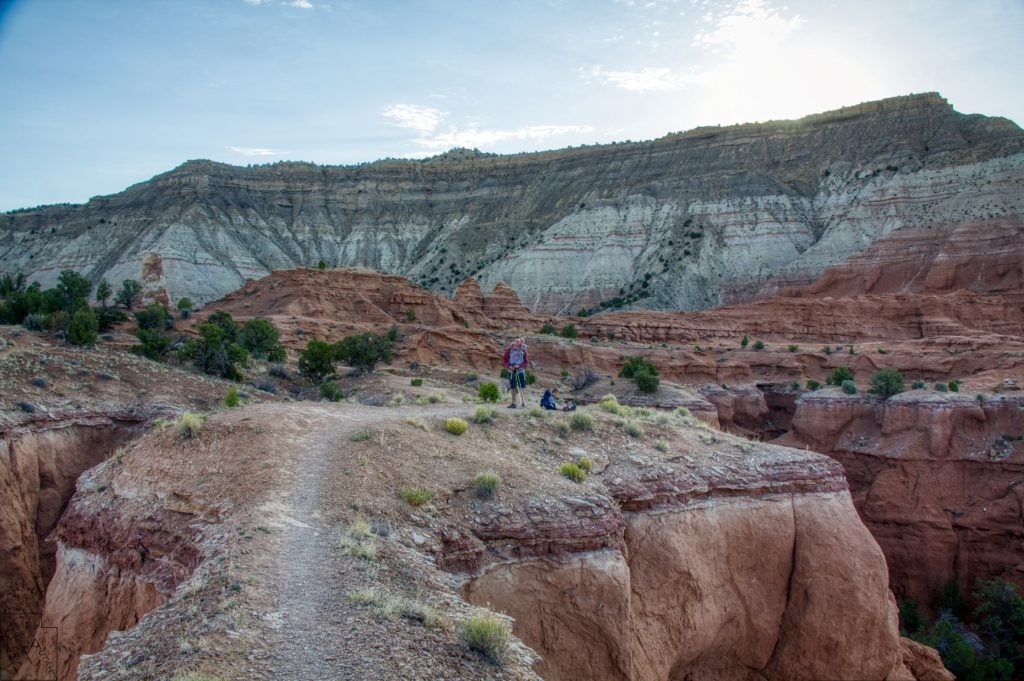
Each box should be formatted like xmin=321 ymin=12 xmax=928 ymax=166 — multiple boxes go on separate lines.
xmin=775 ymin=390 xmax=1024 ymax=610
xmin=2 ymin=93 xmax=1021 ymax=313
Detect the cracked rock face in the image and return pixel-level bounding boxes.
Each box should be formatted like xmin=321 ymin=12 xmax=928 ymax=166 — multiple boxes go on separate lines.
xmin=3 ymin=93 xmax=1021 ymax=313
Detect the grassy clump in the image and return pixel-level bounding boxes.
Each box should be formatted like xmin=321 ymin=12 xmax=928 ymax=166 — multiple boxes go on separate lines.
xmin=655 ymin=439 xmax=669 ymax=452
xmin=576 ymin=456 xmax=592 ymax=474
xmin=527 ymin=406 xmax=544 ymax=418
xmin=416 ymin=391 xmax=446 ymax=405
xmin=404 ymin=417 xmax=427 ymax=430
xmin=569 ymin=412 xmax=594 ymax=431
xmin=400 ymin=487 xmax=433 ymax=506
xmin=170 ymin=672 xmax=225 ymax=681
xmin=445 ymin=417 xmax=469 ymax=435
xmin=599 ymin=394 xmax=627 ymax=415
xmin=175 ymin=412 xmax=204 ymax=440
xmin=623 ymin=421 xmax=644 ymax=438
xmin=350 ymin=428 xmax=376 ymax=442
xmin=410 ymin=377 xmax=423 ymax=386
xmin=473 ymin=406 xmax=498 ymax=424
xmin=560 ymin=461 xmax=587 ymax=483
xmin=461 ymin=612 xmax=510 ymax=662
xmin=388 ymin=393 xmax=406 ymax=406
xmin=474 ymin=472 xmax=500 ymax=499
xmin=223 ymin=386 xmax=241 ymax=408
xmin=338 ymin=520 xmax=379 ymax=560
xmin=347 ymin=587 xmax=442 ymax=627
xmin=478 ymin=382 xmax=500 ymax=402
xmin=320 ymin=381 xmax=343 ymax=402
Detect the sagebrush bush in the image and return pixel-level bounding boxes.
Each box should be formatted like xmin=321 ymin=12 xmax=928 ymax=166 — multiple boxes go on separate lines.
xmin=560 ymin=461 xmax=586 ymax=482
xmin=460 ymin=612 xmax=509 ymax=662
xmin=224 ymin=386 xmax=241 ymax=407
xmin=569 ymin=412 xmax=594 ymax=431
xmin=752 ymin=340 xmax=766 ymax=350
xmin=841 ymin=380 xmax=857 ymax=395
xmin=404 ymin=417 xmax=427 ymax=430
xmin=474 ymin=472 xmax=500 ymax=499
xmin=656 ymin=439 xmax=669 ymax=452
xmin=320 ymin=381 xmax=343 ymax=402
xmin=478 ymin=382 xmax=500 ymax=402
xmin=623 ymin=421 xmax=644 ymax=438
xmin=539 ymin=323 xmax=557 ymax=335
xmin=912 ymin=380 xmax=926 ymax=390
xmin=473 ymin=406 xmax=497 ymax=424
xmin=410 ymin=377 xmax=423 ymax=387
xmin=350 ymin=428 xmax=376 ymax=442
xmin=934 ymin=382 xmax=948 ymax=392
xmin=338 ymin=521 xmax=379 ymax=560
xmin=827 ymin=366 xmax=854 ymax=386
xmin=175 ymin=412 xmax=204 ymax=440
xmin=806 ymin=379 xmax=821 ymax=391
xmin=399 ymin=486 xmax=433 ymax=506
xmin=445 ymin=417 xmax=468 ymax=435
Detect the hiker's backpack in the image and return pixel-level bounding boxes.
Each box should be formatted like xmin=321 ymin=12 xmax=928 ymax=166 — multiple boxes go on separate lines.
xmin=541 ymin=390 xmax=557 ymax=410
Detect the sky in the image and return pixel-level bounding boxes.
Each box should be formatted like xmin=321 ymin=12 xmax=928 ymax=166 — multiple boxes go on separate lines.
xmin=0 ymin=0 xmax=1022 ymax=211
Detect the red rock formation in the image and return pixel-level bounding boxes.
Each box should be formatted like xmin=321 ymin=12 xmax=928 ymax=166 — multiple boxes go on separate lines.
xmin=775 ymin=391 xmax=1024 ymax=609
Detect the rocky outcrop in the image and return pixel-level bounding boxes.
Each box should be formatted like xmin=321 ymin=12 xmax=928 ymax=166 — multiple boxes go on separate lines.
xmin=452 ymin=439 xmax=918 ymax=680
xmin=3 ymin=94 xmax=1021 ymax=313
xmin=774 ymin=390 xmax=1024 ymax=610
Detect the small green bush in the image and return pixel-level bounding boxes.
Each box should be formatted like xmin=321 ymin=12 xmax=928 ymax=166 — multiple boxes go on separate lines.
xmin=560 ymin=368 xmax=570 ymax=377
xmin=175 ymin=412 xmax=204 ymax=440
xmin=473 ymin=406 xmax=498 ymax=424
xmin=806 ymin=379 xmax=821 ymax=391
xmin=350 ymin=428 xmax=376 ymax=442
xmin=841 ymin=380 xmax=857 ymax=395
xmin=539 ymin=323 xmax=558 ymax=335
xmin=400 ymin=486 xmax=432 ymax=506
xmin=499 ymin=367 xmax=510 ymax=379
xmin=298 ymin=340 xmax=337 ymax=384
xmin=569 ymin=412 xmax=594 ymax=431
xmin=560 ymin=324 xmax=577 ymax=339
xmin=934 ymin=382 xmax=948 ymax=392
xmin=623 ymin=421 xmax=644 ymax=438
xmin=224 ymin=386 xmax=241 ymax=407
xmin=869 ymin=367 xmax=904 ymax=398
xmin=752 ymin=340 xmax=766 ymax=351
xmin=410 ymin=377 xmax=423 ymax=386
xmin=335 ymin=332 xmax=393 ymax=374
xmin=655 ymin=439 xmax=669 ymax=452
xmin=478 ymin=382 xmax=500 ymax=402
xmin=474 ymin=472 xmax=500 ymax=499
xmin=560 ymin=462 xmax=586 ymax=483
xmin=240 ymin=318 xmax=285 ymax=361
xmin=445 ymin=417 xmax=468 ymax=435
xmin=741 ymin=335 xmax=749 ymax=348
xmin=460 ymin=612 xmax=509 ymax=661
xmin=387 ymin=324 xmax=399 ymax=342
xmin=67 ymin=308 xmax=99 ymax=346
xmin=320 ymin=381 xmax=343 ymax=402
xmin=948 ymin=379 xmax=961 ymax=392
xmin=823 ymin=346 xmax=832 ymax=355
xmin=912 ymin=380 xmax=926 ymax=390
xmin=826 ymin=366 xmax=854 ymax=386
xmin=525 ymin=370 xmax=537 ymax=385
xmin=634 ymin=371 xmax=660 ymax=393
xmin=577 ymin=456 xmax=592 ymax=473
xmin=788 ymin=344 xmax=799 ymax=352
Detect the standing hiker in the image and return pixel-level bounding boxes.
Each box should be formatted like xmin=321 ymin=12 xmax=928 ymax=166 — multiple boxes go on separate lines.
xmin=502 ymin=337 xmax=529 ymax=408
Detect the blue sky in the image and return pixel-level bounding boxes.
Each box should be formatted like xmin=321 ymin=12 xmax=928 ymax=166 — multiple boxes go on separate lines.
xmin=1 ymin=0 xmax=1022 ymax=210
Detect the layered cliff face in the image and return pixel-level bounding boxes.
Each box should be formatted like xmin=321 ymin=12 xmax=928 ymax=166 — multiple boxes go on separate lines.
xmin=3 ymin=93 xmax=1022 ymax=313
xmin=774 ymin=390 xmax=1024 ymax=611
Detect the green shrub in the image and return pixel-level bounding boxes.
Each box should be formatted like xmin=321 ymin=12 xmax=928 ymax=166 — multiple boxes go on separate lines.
xmin=569 ymin=412 xmax=594 ymax=431
xmin=788 ymin=344 xmax=799 ymax=352
xmin=478 ymin=382 xmax=500 ymax=402
xmin=67 ymin=308 xmax=98 ymax=346
xmin=318 ymin=259 xmax=326 ymax=269
xmin=841 ymin=380 xmax=857 ymax=395
xmin=132 ymin=328 xmax=170 ymax=360
xmin=320 ymin=381 xmax=343 ymax=402
xmin=399 ymin=486 xmax=433 ymax=506
xmin=298 ymin=340 xmax=337 ymax=383
xmin=460 ymin=612 xmax=509 ymax=661
xmin=176 ymin=297 xmax=193 ymax=319
xmin=599 ymin=394 xmax=624 ymax=414
xmin=869 ymin=367 xmax=904 ymax=399
xmin=411 ymin=377 xmax=423 ymax=386
xmin=54 ymin=269 xmax=92 ymax=311
xmin=576 ymin=456 xmax=592 ymax=473
xmin=474 ymin=472 xmax=500 ymax=499
xmin=350 ymin=427 xmax=376 ymax=442
xmin=473 ymin=406 xmax=498 ymax=424
xmin=240 ymin=318 xmax=285 ymax=361
xmin=338 ymin=521 xmax=379 ymax=560
xmin=897 ymin=596 xmax=923 ymax=636
xmin=823 ymin=346 xmax=832 ymax=355
xmin=619 ymin=356 xmax=657 ymax=379
xmin=178 ymin=323 xmax=248 ymax=381
xmin=752 ymin=340 xmax=766 ymax=351
xmin=175 ymin=412 xmax=204 ymax=440
xmin=539 ymin=323 xmax=558 ymax=335
xmin=224 ymin=386 xmax=241 ymax=408
xmin=827 ymin=366 xmax=854 ymax=386
xmin=912 ymin=380 xmax=926 ymax=390
xmin=445 ymin=417 xmax=468 ymax=435
xmin=499 ymin=367 xmax=510 ymax=379
xmin=934 ymin=382 xmax=948 ymax=392
xmin=96 ymin=306 xmax=127 ymax=331
xmin=806 ymin=379 xmax=821 ymax=391
xmin=525 ymin=370 xmax=537 ymax=385
xmin=465 ymin=373 xmax=477 ymax=382
xmin=948 ymin=379 xmax=961 ymax=392
xmin=206 ymin=310 xmax=240 ymax=343
xmin=22 ymin=312 xmax=46 ymax=331
xmin=634 ymin=371 xmax=660 ymax=393
xmin=741 ymin=335 xmax=749 ymax=348
xmin=405 ymin=308 xmax=416 ymax=322
xmin=655 ymin=439 xmax=669 ymax=453
xmin=560 ymin=324 xmax=577 ymax=339
xmin=94 ymin=279 xmax=112 ymax=307
xmin=559 ymin=462 xmax=586 ymax=483
xmin=335 ymin=332 xmax=393 ymax=374
xmin=115 ymin=279 xmax=142 ymax=310
xmin=135 ymin=302 xmax=169 ymax=331
xmin=623 ymin=421 xmax=644 ymax=438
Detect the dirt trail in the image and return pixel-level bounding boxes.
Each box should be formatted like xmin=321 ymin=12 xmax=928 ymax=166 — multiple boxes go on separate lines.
xmin=259 ymin=402 xmax=476 ymax=680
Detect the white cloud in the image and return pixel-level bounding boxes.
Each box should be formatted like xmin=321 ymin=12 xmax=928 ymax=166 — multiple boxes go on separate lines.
xmin=227 ymin=146 xmax=283 ymax=156
xmin=382 ymin=104 xmax=447 ymax=134
xmin=381 ymin=104 xmax=593 ymax=152
xmin=285 ymin=0 xmax=314 ymax=8
xmin=692 ymin=0 xmax=804 ymax=53
xmin=590 ymin=66 xmax=701 ymax=92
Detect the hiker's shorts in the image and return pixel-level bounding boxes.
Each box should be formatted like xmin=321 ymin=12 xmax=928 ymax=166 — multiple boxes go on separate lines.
xmin=509 ymin=368 xmax=526 ymax=390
